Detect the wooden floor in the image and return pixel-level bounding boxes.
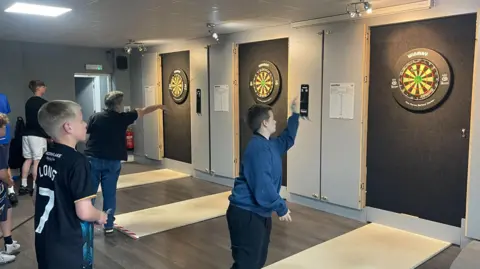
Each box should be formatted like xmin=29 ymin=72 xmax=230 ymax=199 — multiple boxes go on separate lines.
xmin=4 ymin=163 xmax=460 ymax=268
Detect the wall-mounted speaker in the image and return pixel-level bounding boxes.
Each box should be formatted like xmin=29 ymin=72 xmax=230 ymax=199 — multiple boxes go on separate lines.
xmin=116 ymin=56 xmax=128 ymax=70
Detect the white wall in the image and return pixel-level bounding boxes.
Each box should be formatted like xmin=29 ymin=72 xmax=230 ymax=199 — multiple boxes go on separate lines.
xmin=130 ymin=0 xmax=480 ymax=242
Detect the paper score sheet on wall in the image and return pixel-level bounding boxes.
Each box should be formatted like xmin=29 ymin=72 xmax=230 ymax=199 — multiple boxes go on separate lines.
xmin=144 ymin=86 xmax=156 ymax=106
xmin=214 ymin=85 xmax=229 ymax=112
xmin=329 ymin=83 xmax=354 ymax=120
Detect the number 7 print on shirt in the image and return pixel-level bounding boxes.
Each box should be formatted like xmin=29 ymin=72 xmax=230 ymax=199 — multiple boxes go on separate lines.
xmin=35 ymin=188 xmax=55 ymax=234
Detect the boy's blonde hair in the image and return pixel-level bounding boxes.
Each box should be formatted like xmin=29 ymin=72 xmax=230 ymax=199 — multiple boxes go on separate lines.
xmin=0 ymin=113 xmax=9 ymax=128
xmin=38 ymin=100 xmax=81 ymax=139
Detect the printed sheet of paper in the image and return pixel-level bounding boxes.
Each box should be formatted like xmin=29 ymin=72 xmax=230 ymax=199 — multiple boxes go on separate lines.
xmin=214 ymin=85 xmax=229 ymax=112
xmin=329 ymin=83 xmax=354 ymax=120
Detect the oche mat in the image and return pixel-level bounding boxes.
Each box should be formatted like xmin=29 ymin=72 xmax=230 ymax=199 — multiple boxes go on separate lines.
xmin=98 ymin=169 xmax=188 ymax=192
xmin=114 ymin=191 xmax=231 ymax=239
xmin=264 ymin=223 xmax=450 ymax=269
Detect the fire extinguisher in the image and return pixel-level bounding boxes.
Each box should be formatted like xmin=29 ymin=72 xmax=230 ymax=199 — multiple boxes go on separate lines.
xmin=126 ymin=126 xmax=134 ymax=150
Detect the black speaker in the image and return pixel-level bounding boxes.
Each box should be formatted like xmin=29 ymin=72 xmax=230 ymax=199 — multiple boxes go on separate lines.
xmin=116 ymin=56 xmax=128 ymax=70
xmin=300 ymin=84 xmax=309 ymax=118
xmin=196 ymin=89 xmax=201 ymax=114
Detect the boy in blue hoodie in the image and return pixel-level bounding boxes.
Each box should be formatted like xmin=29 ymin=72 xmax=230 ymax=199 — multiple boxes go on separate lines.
xmin=227 ymin=97 xmax=299 ymax=269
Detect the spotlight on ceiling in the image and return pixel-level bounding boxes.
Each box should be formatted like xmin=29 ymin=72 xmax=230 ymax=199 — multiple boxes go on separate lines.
xmin=364 ymin=2 xmax=373 ymax=13
xmin=346 ymin=0 xmax=372 ymax=18
xmin=4 ymin=2 xmax=72 ymax=17
xmin=207 ymin=23 xmax=219 ymax=42
xmin=138 ymin=44 xmax=147 ymax=53
xmin=124 ymin=39 xmax=147 ymax=55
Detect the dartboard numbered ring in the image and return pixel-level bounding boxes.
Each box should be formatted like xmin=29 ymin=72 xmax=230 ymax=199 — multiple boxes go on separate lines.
xmin=249 ymin=60 xmax=281 ymax=105
xmin=391 ymin=48 xmax=452 ymax=112
xmin=168 ymin=69 xmax=189 ymax=104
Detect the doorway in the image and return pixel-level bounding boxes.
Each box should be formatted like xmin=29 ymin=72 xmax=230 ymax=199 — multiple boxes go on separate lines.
xmin=366 ymin=14 xmax=476 ymax=227
xmin=74 ymin=73 xmax=111 ymax=152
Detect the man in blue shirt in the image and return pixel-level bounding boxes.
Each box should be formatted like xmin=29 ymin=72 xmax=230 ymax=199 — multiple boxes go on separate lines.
xmin=227 ymin=97 xmax=299 ymax=269
xmin=0 ymin=93 xmax=18 ymax=206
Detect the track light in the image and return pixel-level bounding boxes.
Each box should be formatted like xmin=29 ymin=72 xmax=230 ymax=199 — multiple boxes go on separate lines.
xmin=123 ymin=40 xmax=147 ymax=55
xmin=346 ymin=0 xmax=372 ymax=18
xmin=291 ymin=0 xmax=433 ymax=28
xmin=364 ymin=2 xmax=372 ymax=13
xmin=207 ymin=23 xmax=219 ymax=42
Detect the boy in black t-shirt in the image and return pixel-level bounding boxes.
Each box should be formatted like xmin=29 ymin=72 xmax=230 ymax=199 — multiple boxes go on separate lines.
xmin=34 ymin=100 xmax=107 ymax=269
xmin=20 ymin=80 xmax=50 ymax=196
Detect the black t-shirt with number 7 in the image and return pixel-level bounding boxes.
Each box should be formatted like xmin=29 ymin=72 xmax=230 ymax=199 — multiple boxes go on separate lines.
xmin=34 ymin=142 xmax=97 ymax=269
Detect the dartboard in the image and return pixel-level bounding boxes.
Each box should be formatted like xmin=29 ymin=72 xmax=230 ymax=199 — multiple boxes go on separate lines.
xmin=249 ymin=60 xmax=281 ymax=104
xmin=399 ymin=59 xmax=439 ymax=101
xmin=168 ymin=69 xmax=189 ymax=104
xmin=391 ymin=48 xmax=451 ymax=111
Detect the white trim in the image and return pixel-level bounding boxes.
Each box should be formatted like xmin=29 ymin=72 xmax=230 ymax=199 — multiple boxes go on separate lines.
xmin=290 ymin=0 xmax=434 ymax=28
xmin=366 ymin=207 xmax=462 ymax=245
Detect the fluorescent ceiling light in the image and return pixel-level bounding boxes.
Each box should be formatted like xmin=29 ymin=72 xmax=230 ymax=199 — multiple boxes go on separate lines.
xmin=4 ymin=2 xmax=72 ymax=17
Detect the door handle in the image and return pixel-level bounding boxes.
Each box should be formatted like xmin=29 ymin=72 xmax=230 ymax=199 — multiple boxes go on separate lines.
xmin=462 ymin=128 xmax=467 ymax=138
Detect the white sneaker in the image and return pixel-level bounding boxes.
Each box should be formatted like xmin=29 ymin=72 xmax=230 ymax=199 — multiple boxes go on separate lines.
xmin=0 ymin=252 xmax=15 ymax=264
xmin=5 ymin=241 xmax=20 ymax=255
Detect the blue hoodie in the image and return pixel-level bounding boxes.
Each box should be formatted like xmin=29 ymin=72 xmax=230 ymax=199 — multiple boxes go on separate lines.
xmin=0 ymin=93 xmax=11 ymax=145
xmin=229 ymin=113 xmax=300 ymax=217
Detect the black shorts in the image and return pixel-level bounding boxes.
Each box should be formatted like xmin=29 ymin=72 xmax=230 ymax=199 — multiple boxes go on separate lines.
xmin=0 ymin=143 xmax=9 ymax=170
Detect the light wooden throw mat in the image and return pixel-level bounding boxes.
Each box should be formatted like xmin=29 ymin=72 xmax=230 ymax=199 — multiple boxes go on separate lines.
xmin=264 ymin=223 xmax=450 ymax=269
xmin=98 ymin=169 xmax=188 ymax=192
xmin=113 ymin=191 xmax=231 ymax=239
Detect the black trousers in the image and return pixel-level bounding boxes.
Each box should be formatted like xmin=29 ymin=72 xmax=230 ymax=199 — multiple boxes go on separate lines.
xmin=226 ymin=205 xmax=272 ymax=269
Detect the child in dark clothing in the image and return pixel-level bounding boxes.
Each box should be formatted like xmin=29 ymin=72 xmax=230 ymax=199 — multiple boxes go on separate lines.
xmin=34 ymin=100 xmax=107 ymax=269
xmin=0 ymin=113 xmax=19 ymax=265
xmin=227 ymin=97 xmax=300 ymax=269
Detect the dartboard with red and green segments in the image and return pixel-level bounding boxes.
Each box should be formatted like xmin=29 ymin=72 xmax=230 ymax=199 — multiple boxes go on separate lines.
xmin=398 ymin=58 xmax=440 ymax=101
xmin=391 ymin=48 xmax=452 ymax=112
xmin=248 ymin=60 xmax=281 ymax=105
xmin=253 ymin=68 xmax=274 ymax=98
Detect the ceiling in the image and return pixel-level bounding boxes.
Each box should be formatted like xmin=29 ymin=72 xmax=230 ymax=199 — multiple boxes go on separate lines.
xmin=0 ymin=0 xmax=419 ymax=48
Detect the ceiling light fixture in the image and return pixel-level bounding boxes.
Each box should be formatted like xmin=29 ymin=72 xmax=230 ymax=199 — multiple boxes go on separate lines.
xmin=346 ymin=0 xmax=372 ymax=18
xmin=207 ymin=23 xmax=219 ymax=42
xmin=124 ymin=39 xmax=147 ymax=55
xmin=4 ymin=2 xmax=72 ymax=17
xmin=291 ymin=0 xmax=433 ymax=28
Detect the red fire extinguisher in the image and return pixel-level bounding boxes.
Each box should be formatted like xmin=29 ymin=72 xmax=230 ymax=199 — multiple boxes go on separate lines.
xmin=126 ymin=126 xmax=134 ymax=150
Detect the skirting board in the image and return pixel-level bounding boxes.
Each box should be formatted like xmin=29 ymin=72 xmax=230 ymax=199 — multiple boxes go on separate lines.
xmin=287 ymin=193 xmax=367 ymax=222
xmin=366 ymin=207 xmax=462 ymax=245
xmin=160 ymin=158 xmax=194 ymax=175
xmin=194 ymin=169 xmax=235 ymax=188
xmin=133 ymin=154 xmax=193 ymax=176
